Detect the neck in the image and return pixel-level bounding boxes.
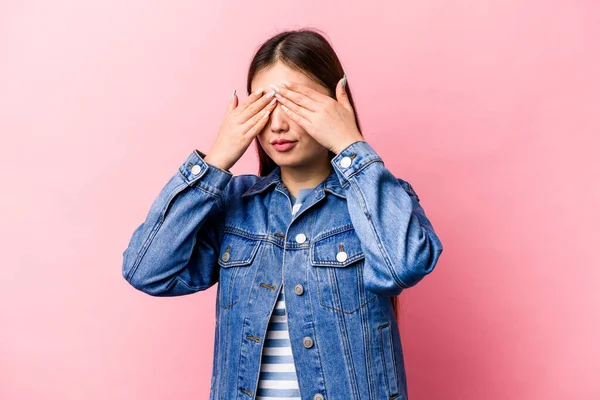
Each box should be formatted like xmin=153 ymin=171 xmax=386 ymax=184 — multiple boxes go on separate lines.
xmin=280 ymin=159 xmax=332 ymax=199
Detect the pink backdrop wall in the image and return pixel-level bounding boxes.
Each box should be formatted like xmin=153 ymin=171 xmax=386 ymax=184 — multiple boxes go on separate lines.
xmin=1 ymin=1 xmax=598 ymax=399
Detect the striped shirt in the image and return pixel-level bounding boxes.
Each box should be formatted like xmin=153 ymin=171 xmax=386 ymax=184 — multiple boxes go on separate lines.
xmin=256 ymin=187 xmax=314 ymax=400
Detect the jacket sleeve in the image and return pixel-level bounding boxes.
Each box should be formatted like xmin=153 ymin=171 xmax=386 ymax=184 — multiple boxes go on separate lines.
xmin=122 ymin=149 xmax=233 ymax=297
xmin=330 ymin=140 xmax=444 ymax=296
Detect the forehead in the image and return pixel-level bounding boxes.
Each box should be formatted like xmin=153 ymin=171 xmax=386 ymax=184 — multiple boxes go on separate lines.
xmin=251 ymin=62 xmax=328 ymax=95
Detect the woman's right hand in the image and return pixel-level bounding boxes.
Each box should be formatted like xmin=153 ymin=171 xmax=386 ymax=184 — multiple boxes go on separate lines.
xmin=204 ymin=88 xmax=277 ymax=171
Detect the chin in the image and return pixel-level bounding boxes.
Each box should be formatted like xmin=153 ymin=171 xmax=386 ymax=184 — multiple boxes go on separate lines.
xmin=269 ymin=153 xmax=304 ymax=168
xmin=272 ymin=158 xmax=299 ymax=168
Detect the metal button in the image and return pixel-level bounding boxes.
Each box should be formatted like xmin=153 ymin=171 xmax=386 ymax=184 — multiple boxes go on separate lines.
xmin=302 ymin=336 xmax=314 ymax=348
xmin=294 ymin=284 xmax=304 ymax=295
xmin=191 ymin=164 xmax=202 ymax=175
xmin=221 ymin=251 xmax=230 ymax=262
xmin=313 ymin=394 xmax=325 ymax=400
xmin=336 ymin=251 xmax=348 ymax=262
xmin=339 ymin=156 xmax=352 ymax=168
xmin=295 ymin=233 xmax=307 ymax=244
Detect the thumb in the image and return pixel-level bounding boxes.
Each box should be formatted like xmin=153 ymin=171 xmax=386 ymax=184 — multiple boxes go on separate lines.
xmin=227 ymin=89 xmax=238 ymax=112
xmin=335 ymin=74 xmax=350 ymax=110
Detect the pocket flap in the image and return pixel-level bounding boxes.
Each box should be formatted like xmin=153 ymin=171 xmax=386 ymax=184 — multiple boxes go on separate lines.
xmin=217 ymin=232 xmax=261 ymax=268
xmin=310 ymin=227 xmax=365 ymax=268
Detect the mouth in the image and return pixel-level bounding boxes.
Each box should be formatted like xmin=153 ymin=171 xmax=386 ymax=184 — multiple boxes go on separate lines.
xmin=271 ymin=139 xmax=298 ymax=152
xmin=271 ymin=138 xmax=297 ymax=145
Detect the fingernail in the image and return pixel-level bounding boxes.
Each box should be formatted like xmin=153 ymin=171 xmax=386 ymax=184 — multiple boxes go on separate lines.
xmin=231 ymin=89 xmax=236 ymax=100
xmin=254 ymin=87 xmax=264 ymax=96
xmin=266 ymin=90 xmax=276 ymax=99
xmin=342 ymin=74 xmax=347 ymax=88
xmin=269 ymin=83 xmax=281 ymax=93
xmin=280 ymin=80 xmax=291 ymax=88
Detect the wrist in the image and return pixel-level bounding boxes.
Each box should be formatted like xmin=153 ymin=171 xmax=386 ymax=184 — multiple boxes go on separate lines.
xmin=203 ymin=153 xmax=232 ymax=172
xmin=333 ymin=137 xmax=365 ymax=155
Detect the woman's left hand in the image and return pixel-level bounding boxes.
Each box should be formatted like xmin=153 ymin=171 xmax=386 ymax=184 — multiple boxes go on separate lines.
xmin=273 ymin=77 xmax=364 ymax=155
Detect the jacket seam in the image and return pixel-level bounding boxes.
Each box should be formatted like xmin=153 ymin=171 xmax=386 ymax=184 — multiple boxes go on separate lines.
xmin=347 ymin=166 xmax=409 ymax=290
xmin=360 ymin=291 xmax=377 ymax=399
xmin=332 ymin=270 xmax=361 ymax=399
xmin=177 ymin=168 xmax=228 ymax=202
xmin=189 ymin=179 xmax=226 ymax=203
xmin=175 ymin=275 xmax=210 ymax=291
xmin=338 ymin=158 xmax=383 ymax=188
xmin=125 ymin=217 xmax=163 ymax=282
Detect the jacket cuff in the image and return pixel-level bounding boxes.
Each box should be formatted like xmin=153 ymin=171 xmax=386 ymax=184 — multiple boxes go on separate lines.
xmin=178 ymin=149 xmax=233 ymax=193
xmin=331 ymin=140 xmax=383 ymax=186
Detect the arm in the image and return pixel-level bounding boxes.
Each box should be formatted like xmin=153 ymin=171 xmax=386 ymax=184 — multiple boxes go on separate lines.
xmin=121 ymin=149 xmax=233 ymax=296
xmin=330 ymin=140 xmax=444 ymax=296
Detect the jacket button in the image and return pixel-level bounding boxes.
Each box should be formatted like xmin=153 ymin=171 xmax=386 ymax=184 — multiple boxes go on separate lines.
xmin=295 ymin=233 xmax=307 ymax=244
xmin=313 ymin=394 xmax=325 ymax=400
xmin=302 ymin=336 xmax=314 ymax=348
xmin=191 ymin=164 xmax=202 ymax=175
xmin=221 ymin=252 xmax=230 ymax=262
xmin=339 ymin=156 xmax=352 ymax=168
xmin=294 ymin=284 xmax=304 ymax=295
xmin=336 ymin=251 xmax=347 ymax=262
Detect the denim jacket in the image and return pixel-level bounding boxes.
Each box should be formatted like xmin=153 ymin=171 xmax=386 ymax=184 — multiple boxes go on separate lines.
xmin=122 ymin=140 xmax=444 ymax=400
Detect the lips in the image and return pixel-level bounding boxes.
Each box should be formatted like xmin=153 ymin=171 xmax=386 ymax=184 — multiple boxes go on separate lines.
xmin=272 ymin=140 xmax=298 ymax=152
xmin=271 ymin=139 xmax=297 ymax=145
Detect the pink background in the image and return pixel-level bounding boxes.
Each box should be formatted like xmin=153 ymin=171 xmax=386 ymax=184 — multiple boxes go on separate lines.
xmin=1 ymin=1 xmax=599 ymax=399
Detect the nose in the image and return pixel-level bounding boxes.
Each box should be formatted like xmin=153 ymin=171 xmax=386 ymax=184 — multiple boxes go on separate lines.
xmin=268 ymin=101 xmax=289 ymax=130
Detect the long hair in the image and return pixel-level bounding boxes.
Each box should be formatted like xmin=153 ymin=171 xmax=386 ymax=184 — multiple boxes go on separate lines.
xmin=245 ymin=27 xmax=401 ymax=320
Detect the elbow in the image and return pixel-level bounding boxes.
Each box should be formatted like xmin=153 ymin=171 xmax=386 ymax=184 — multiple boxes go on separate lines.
xmin=122 ymin=253 xmax=208 ymax=297
xmin=123 ymin=269 xmax=153 ymax=295
xmin=363 ymin=234 xmax=443 ymax=297
xmin=122 ymin=247 xmax=140 ymax=288
xmin=394 ymin=231 xmax=443 ymax=289
xmin=121 ymin=249 xmax=167 ymax=296
xmin=121 ymin=226 xmax=160 ymax=294
xmin=122 ymin=257 xmax=156 ymax=295
xmin=122 ymin=266 xmax=186 ymax=297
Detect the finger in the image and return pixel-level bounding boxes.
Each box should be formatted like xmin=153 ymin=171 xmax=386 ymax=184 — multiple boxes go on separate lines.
xmin=244 ymin=100 xmax=276 ymax=139
xmin=279 ymin=102 xmax=311 ymax=131
xmin=238 ymin=89 xmax=277 ymax=124
xmin=234 ymin=87 xmax=266 ymax=115
xmin=227 ymin=89 xmax=238 ymax=113
xmin=242 ymin=97 xmax=277 ymax=135
xmin=278 ymin=81 xmax=330 ymax=108
xmin=335 ymin=75 xmax=351 ymax=110
xmin=273 ymin=84 xmax=319 ymax=112
xmin=274 ymin=92 xmax=312 ymax=120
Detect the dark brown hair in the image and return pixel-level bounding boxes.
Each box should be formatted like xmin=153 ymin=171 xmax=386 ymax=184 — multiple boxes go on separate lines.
xmin=245 ymin=27 xmax=401 ymax=320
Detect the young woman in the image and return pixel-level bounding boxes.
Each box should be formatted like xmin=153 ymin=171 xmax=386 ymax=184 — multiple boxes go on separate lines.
xmin=122 ymin=28 xmax=443 ymax=400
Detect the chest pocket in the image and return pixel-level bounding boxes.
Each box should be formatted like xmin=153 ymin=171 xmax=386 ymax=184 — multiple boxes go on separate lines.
xmin=217 ymin=231 xmax=262 ymax=309
xmin=310 ymin=226 xmax=376 ymax=314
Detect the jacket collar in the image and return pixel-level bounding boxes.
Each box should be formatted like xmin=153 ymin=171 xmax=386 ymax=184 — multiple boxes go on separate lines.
xmin=241 ymin=164 xmax=346 ymax=199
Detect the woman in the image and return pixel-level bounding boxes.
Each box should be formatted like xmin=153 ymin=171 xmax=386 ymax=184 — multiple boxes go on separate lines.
xmin=122 ymin=28 xmax=443 ymax=400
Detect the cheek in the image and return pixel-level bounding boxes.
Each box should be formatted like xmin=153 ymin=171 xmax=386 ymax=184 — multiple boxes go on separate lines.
xmin=255 ymin=133 xmax=269 ymax=153
xmin=256 ymin=131 xmax=266 ymax=145
xmin=302 ymin=133 xmax=320 ymax=147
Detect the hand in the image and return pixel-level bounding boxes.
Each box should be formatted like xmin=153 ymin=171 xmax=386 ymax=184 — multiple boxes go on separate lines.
xmin=204 ymin=88 xmax=278 ymax=171
xmin=272 ymin=77 xmax=364 ymax=154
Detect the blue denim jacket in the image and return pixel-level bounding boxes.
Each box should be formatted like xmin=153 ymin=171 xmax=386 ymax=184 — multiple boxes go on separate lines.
xmin=122 ymin=140 xmax=443 ymax=400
